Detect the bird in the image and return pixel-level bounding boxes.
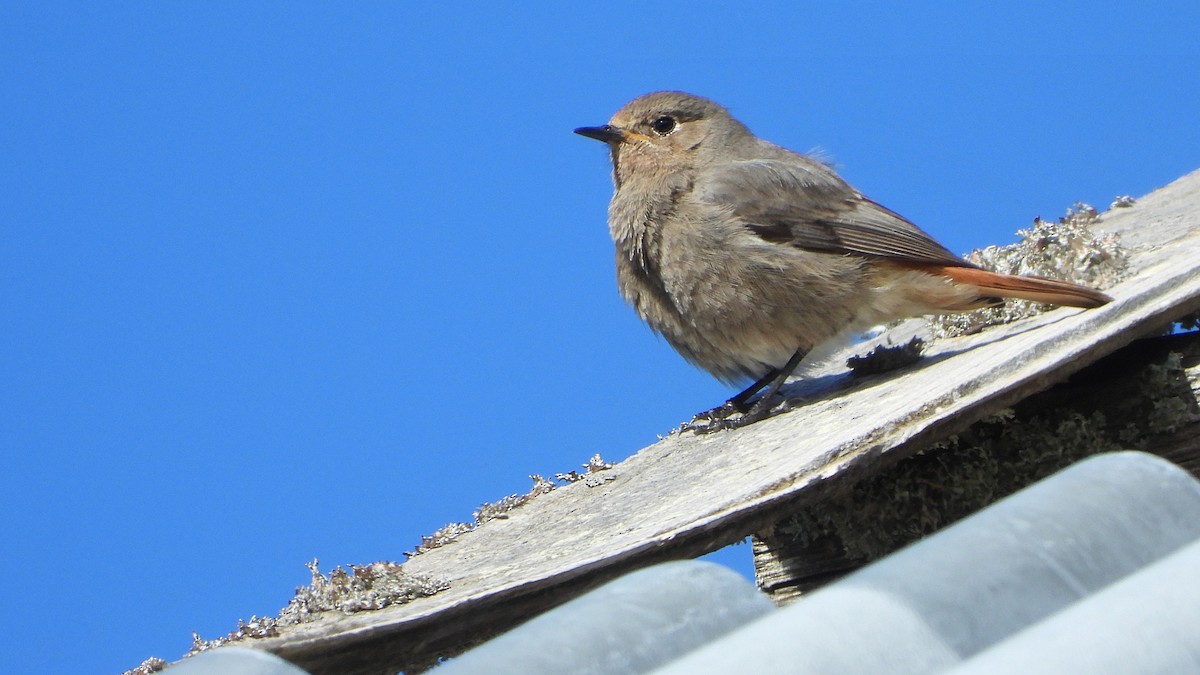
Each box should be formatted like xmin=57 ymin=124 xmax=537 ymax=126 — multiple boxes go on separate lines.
xmin=575 ymin=91 xmax=1112 ymax=430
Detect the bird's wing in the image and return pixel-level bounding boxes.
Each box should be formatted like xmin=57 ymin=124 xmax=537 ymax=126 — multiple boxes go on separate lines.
xmin=695 ymin=158 xmax=972 ymax=267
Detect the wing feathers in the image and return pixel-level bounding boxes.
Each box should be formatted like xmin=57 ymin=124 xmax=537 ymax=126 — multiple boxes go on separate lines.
xmin=699 ymin=159 xmax=969 ymax=266
xmin=698 ymin=157 xmax=1112 ymax=309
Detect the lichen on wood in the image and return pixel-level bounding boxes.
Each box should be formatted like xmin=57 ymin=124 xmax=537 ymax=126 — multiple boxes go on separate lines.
xmin=757 ymin=332 xmax=1200 ymax=599
xmin=930 ymin=203 xmax=1130 ymax=338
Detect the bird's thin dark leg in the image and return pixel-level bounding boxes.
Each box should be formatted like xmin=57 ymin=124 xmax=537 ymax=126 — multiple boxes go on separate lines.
xmin=735 ymin=347 xmax=807 ymax=427
xmin=686 ymin=347 xmax=807 ymax=432
xmin=688 ymin=366 xmax=780 ymax=425
xmin=727 ymin=367 xmax=782 ymax=411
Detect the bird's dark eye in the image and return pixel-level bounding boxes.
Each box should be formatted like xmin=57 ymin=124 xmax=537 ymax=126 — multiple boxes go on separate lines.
xmin=650 ymin=115 xmax=678 ymax=135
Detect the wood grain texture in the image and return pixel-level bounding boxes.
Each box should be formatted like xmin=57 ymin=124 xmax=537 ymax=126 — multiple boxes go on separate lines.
xmin=753 ymin=330 xmax=1200 ymax=604
xmin=250 ymin=170 xmax=1200 ymax=674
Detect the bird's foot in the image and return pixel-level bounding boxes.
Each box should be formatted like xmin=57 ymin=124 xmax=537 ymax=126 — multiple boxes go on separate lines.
xmin=692 ymin=400 xmax=743 ymax=422
xmin=677 ymin=400 xmax=742 ymax=434
xmin=679 ymin=395 xmax=789 ymax=434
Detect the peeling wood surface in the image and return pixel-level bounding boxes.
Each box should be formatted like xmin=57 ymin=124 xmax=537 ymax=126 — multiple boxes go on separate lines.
xmin=255 ymin=170 xmax=1200 ymax=674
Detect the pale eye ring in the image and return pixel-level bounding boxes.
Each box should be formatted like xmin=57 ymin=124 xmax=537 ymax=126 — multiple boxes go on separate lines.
xmin=650 ymin=115 xmax=678 ymax=135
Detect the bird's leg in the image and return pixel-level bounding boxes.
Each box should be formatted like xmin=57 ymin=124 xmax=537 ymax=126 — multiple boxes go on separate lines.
xmin=733 ymin=347 xmax=806 ymax=427
xmin=686 ymin=347 xmax=807 ymax=432
xmin=728 ymin=367 xmax=783 ymax=411
xmin=686 ymin=366 xmax=780 ymax=425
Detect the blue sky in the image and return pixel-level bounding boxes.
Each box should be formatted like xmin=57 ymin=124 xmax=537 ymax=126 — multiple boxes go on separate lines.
xmin=3 ymin=3 xmax=1198 ymax=672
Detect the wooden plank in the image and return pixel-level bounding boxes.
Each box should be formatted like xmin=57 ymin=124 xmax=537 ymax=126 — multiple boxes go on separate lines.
xmin=252 ymin=170 xmax=1200 ymax=674
xmin=753 ymin=330 xmax=1200 ymax=603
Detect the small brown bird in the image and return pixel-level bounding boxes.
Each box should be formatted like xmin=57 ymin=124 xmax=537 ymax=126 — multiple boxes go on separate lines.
xmin=575 ymin=92 xmax=1111 ymax=429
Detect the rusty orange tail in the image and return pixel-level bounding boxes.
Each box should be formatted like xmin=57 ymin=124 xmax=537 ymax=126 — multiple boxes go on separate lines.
xmin=936 ymin=265 xmax=1112 ymax=308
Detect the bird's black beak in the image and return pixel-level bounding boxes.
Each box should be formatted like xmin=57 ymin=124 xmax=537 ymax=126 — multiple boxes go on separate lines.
xmin=574 ymin=125 xmax=625 ymax=144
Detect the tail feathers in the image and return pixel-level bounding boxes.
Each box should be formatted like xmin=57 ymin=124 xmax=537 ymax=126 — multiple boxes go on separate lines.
xmin=937 ymin=265 xmax=1113 ymax=309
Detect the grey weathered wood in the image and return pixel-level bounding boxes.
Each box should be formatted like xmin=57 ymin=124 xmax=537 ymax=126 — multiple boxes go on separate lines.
xmin=753 ymin=330 xmax=1200 ymax=604
xmin=250 ymin=170 xmax=1200 ymax=674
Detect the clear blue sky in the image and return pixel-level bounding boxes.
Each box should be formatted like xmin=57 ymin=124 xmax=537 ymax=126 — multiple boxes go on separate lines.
xmin=3 ymin=3 xmax=1198 ymax=672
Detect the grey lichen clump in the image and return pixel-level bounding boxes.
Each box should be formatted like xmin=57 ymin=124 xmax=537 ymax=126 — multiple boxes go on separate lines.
xmin=846 ymin=337 xmax=926 ymax=377
xmin=187 ymin=560 xmax=449 ymax=655
xmin=1121 ymin=352 xmax=1200 ymax=437
xmin=473 ymin=474 xmax=558 ymax=523
xmin=556 ymin=453 xmax=617 ymax=486
xmin=123 ymin=657 xmax=168 ymax=675
xmin=282 ymin=559 xmax=449 ymax=617
xmin=930 ymin=202 xmax=1130 ymax=339
xmin=407 ymin=454 xmax=614 ymax=556
xmin=406 ymin=475 xmax=555 ymax=558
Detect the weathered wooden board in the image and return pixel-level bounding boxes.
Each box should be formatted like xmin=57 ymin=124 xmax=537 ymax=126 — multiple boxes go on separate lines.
xmin=752 ymin=328 xmax=1200 ymax=603
xmin=254 ymin=170 xmax=1200 ymax=674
